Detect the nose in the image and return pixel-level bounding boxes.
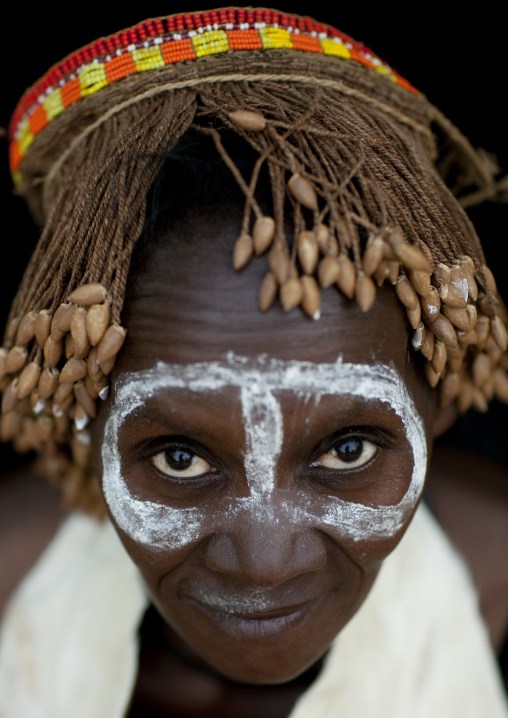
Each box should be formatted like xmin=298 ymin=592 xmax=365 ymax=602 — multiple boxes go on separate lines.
xmin=204 ymin=500 xmax=327 ymax=586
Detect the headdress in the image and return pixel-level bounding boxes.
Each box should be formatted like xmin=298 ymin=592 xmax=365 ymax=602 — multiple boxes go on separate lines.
xmin=2 ymin=8 xmax=507 ymax=515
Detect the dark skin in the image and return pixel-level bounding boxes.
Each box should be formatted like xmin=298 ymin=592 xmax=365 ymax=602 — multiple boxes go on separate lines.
xmin=90 ymin=208 xmax=443 ymax=716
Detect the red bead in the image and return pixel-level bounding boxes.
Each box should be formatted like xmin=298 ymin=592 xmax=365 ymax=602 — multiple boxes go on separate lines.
xmin=108 ymin=35 xmax=119 ymax=52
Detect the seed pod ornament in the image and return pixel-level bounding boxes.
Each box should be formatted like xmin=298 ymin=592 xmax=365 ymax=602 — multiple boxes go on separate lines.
xmin=363 ymin=238 xmax=384 ymax=276
xmin=228 ymin=109 xmax=266 ymax=132
xmin=337 ymin=255 xmax=356 ymax=300
xmin=35 ymin=311 xmax=52 ymax=348
xmin=298 ymin=232 xmax=319 ymax=275
xmin=318 ymin=257 xmax=341 ymax=288
xmin=16 ymin=312 xmax=36 ymax=345
xmin=259 ymin=273 xmax=278 ymax=312
xmin=287 ymin=173 xmax=318 ymax=211
xmin=280 ymin=278 xmax=304 ymax=311
xmin=253 ymin=217 xmax=276 ymax=256
xmin=68 ymin=283 xmax=107 ymax=306
xmin=355 ymin=275 xmax=376 ymax=312
xmin=301 ymin=276 xmax=321 ymax=320
xmin=233 ymin=234 xmax=253 ymax=270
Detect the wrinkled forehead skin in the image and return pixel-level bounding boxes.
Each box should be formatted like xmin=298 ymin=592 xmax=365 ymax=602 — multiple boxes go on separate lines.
xmin=101 ymin=353 xmax=427 ymax=550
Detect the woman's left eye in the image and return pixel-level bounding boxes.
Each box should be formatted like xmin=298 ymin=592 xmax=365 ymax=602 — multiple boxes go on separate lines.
xmin=150 ymin=447 xmax=212 ymax=479
xmin=311 ymin=437 xmax=377 ymax=471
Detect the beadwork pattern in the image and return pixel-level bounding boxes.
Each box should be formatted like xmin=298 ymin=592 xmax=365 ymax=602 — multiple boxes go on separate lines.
xmin=9 ymin=7 xmax=418 ymax=181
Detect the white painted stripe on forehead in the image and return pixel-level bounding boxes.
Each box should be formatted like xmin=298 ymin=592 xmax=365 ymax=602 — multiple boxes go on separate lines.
xmin=102 ymin=354 xmax=427 ymax=549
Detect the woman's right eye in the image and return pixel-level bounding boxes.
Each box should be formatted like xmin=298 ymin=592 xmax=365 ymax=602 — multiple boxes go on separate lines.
xmin=150 ymin=447 xmax=212 ymax=479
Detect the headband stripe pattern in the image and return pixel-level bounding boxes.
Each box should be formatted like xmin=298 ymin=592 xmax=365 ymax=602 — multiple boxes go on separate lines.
xmin=8 ymin=7 xmax=417 ymax=179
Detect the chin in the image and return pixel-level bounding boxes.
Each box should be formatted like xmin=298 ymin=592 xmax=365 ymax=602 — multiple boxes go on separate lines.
xmin=163 ymin=589 xmax=351 ymax=686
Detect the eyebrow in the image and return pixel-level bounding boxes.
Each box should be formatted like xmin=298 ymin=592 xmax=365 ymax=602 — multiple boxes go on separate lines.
xmin=111 ymin=356 xmax=413 ymax=450
xmin=115 ymin=355 xmax=408 ymax=403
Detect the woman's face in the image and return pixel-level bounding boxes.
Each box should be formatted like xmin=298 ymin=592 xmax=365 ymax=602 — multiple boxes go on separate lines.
xmin=92 ymin=212 xmax=436 ymax=685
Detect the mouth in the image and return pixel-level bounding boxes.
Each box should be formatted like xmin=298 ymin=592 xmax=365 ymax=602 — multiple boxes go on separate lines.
xmin=185 ymin=591 xmax=326 ymax=641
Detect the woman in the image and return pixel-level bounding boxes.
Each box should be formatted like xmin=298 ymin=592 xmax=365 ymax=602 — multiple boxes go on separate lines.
xmin=0 ymin=7 xmax=507 ymax=716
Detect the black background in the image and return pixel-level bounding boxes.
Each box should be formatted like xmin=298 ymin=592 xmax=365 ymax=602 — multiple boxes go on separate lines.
xmin=1 ymin=4 xmax=507 ymax=472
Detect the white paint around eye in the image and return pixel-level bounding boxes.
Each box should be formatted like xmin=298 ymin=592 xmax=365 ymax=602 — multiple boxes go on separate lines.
xmin=101 ymin=354 xmax=427 ymax=550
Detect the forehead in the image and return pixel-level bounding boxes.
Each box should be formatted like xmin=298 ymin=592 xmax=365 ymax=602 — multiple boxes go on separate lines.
xmin=120 ymin=218 xmax=413 ymax=375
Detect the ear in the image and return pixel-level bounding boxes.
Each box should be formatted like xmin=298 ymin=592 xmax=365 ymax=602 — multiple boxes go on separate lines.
xmin=432 ymin=401 xmax=459 ymax=438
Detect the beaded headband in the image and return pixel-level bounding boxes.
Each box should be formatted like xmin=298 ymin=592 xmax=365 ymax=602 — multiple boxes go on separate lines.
xmin=8 ymin=7 xmax=417 ymax=184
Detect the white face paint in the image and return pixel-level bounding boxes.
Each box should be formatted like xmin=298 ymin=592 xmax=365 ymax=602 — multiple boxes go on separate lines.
xmin=102 ymin=354 xmax=427 ymax=550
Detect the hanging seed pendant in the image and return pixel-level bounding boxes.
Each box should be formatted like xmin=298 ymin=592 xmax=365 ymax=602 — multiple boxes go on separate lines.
xmin=59 ymin=358 xmax=87 ymax=384
xmin=440 ymin=283 xmax=467 ymax=309
xmin=421 ymin=286 xmax=441 ymax=322
xmin=18 ymin=362 xmax=42 ymax=400
xmin=420 ymin=328 xmax=435 ymax=361
xmin=44 ymin=336 xmax=63 ymax=367
xmin=395 ymin=276 xmax=418 ymax=310
xmin=363 ymin=238 xmax=384 ymax=277
xmin=38 ymin=367 xmax=60 ymax=400
xmin=337 ymin=256 xmax=356 ymax=300
xmin=318 ymin=257 xmax=341 ymax=288
xmin=442 ymin=305 xmax=471 ymax=332
xmin=491 ymin=316 xmax=508 ymax=351
xmin=269 ymin=247 xmax=290 ymax=285
xmin=68 ymin=283 xmax=107 ymax=306
xmin=253 ymin=217 xmax=276 ymax=256
xmin=97 ymin=325 xmax=127 ymax=366
xmin=301 ymin=276 xmax=321 ymax=320
xmin=228 ymin=110 xmax=266 ymax=132
xmin=2 ymin=379 xmax=19 ymax=414
xmin=408 ymin=270 xmax=431 ymax=297
xmin=431 ymin=314 xmax=458 ymax=349
xmin=287 ymin=174 xmax=318 ymax=211
xmin=280 ymin=278 xmax=304 ymax=311
xmin=387 ymin=231 xmax=432 ymax=273
xmin=298 ymin=232 xmax=319 ymax=275
xmin=355 ymin=275 xmax=376 ymax=312
xmin=71 ymin=308 xmax=91 ymax=359
xmin=259 ymin=273 xmax=278 ymax=312
xmin=55 ymin=304 xmax=76 ymax=334
xmin=233 ymin=234 xmax=253 ymax=270
xmin=35 ymin=311 xmax=52 ymax=348
xmin=5 ymin=346 xmax=28 ymax=374
xmin=16 ymin=312 xmax=37 ymax=346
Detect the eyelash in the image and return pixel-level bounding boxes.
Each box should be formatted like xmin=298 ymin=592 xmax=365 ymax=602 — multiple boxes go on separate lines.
xmin=146 ymin=428 xmax=386 ymax=483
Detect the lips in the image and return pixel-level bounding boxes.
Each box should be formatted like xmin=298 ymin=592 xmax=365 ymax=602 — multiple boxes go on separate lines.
xmin=182 ymin=587 xmax=327 ymax=641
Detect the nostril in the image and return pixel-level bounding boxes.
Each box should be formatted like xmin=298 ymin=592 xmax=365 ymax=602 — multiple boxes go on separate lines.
xmin=205 ymin=526 xmax=327 ymax=585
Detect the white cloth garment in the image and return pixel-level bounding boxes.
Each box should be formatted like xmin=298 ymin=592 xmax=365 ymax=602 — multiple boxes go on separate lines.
xmin=0 ymin=503 xmax=507 ymax=717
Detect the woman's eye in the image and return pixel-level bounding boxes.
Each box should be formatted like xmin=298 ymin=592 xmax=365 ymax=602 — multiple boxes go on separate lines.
xmin=312 ymin=437 xmax=377 ymax=470
xmin=150 ymin=447 xmax=212 ymax=479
